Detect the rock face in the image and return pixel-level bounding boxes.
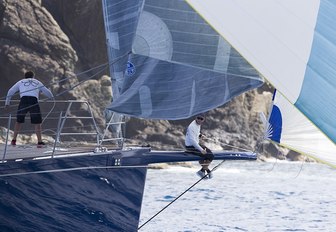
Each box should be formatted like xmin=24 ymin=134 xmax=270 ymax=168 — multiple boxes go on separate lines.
xmin=0 ymin=0 xmax=302 ymax=160
xmin=0 ymin=0 xmax=111 ymax=132
xmin=0 ymin=0 xmax=76 ymax=89
xmin=41 ymin=0 xmax=107 ymax=69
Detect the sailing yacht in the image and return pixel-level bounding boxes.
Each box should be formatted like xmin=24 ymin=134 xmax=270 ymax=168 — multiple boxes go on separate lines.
xmin=3 ymin=0 xmax=335 ymax=231
xmin=0 ymin=1 xmax=263 ymax=231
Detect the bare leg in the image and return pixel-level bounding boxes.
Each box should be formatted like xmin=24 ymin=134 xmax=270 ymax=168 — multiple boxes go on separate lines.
xmin=35 ymin=124 xmax=42 ymax=143
xmin=13 ymin=122 xmax=22 ymax=140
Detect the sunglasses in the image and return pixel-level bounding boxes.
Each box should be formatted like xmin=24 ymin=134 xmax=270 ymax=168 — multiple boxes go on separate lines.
xmin=196 ymin=117 xmax=205 ymax=121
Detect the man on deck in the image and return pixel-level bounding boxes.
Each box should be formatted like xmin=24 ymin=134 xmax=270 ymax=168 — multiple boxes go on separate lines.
xmin=5 ymin=71 xmax=54 ymax=147
xmin=185 ymin=114 xmax=214 ymax=178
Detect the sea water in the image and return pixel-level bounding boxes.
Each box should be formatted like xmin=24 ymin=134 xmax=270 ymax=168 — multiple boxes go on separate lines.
xmin=140 ymin=161 xmax=336 ymax=232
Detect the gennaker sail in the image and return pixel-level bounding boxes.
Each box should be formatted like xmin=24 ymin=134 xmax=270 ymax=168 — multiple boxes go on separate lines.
xmin=103 ymin=0 xmax=263 ymax=119
xmin=187 ymin=0 xmax=336 ymax=166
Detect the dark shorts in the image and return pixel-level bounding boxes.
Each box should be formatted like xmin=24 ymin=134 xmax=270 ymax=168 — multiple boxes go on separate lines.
xmin=185 ymin=145 xmax=214 ymax=162
xmin=17 ymin=96 xmax=42 ymax=124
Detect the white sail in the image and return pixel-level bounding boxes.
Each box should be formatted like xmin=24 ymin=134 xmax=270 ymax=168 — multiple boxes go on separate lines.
xmin=187 ymin=0 xmax=336 ymax=164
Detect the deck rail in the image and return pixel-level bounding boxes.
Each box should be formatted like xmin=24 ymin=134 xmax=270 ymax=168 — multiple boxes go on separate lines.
xmin=0 ymin=100 xmax=124 ymax=160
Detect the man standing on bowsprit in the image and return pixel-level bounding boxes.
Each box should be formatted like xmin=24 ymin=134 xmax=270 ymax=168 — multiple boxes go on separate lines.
xmin=5 ymin=71 xmax=54 ymax=148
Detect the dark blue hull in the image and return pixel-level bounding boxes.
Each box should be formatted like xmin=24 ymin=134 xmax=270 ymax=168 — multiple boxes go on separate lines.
xmin=0 ymin=148 xmax=256 ymax=231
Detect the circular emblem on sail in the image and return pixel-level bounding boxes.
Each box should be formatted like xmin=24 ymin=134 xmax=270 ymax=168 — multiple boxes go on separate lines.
xmin=125 ymin=61 xmax=136 ymax=76
xmin=133 ymin=11 xmax=173 ymax=61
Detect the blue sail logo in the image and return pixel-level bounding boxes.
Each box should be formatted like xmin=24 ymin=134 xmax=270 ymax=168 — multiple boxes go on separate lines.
xmin=125 ymin=61 xmax=136 ymax=76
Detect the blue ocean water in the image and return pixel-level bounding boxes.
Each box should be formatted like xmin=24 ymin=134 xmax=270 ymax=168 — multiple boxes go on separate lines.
xmin=140 ymin=161 xmax=336 ymax=232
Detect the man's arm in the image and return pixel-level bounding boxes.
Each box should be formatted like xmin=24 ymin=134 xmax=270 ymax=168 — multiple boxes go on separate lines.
xmin=40 ymin=85 xmax=54 ymax=99
xmin=5 ymin=82 xmax=20 ymax=106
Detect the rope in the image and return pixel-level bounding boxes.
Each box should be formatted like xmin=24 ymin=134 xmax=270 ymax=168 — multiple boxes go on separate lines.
xmin=293 ymin=156 xmax=305 ymax=179
xmin=1 ymin=120 xmax=109 ymax=136
xmin=42 ymin=99 xmax=56 ymax=125
xmin=266 ymin=147 xmax=279 ymax=172
xmin=204 ymin=136 xmax=253 ymax=153
xmin=138 ymin=160 xmax=226 ymax=230
xmin=0 ymin=64 xmax=108 ymax=117
xmin=0 ymin=50 xmax=131 ymax=114
xmin=0 ymin=62 xmax=109 ymax=102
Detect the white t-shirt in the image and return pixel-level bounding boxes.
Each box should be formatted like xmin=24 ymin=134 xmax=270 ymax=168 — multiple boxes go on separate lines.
xmin=5 ymin=78 xmax=54 ymax=105
xmin=185 ymin=120 xmax=203 ymax=151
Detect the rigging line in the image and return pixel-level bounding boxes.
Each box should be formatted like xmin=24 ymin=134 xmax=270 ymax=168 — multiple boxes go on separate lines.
xmin=0 ymin=64 xmax=107 ymax=117
xmin=0 ymin=49 xmax=131 ymax=114
xmin=42 ymin=99 xmax=56 ymax=125
xmin=138 ymin=160 xmax=226 ymax=231
xmin=254 ymin=139 xmax=282 ymax=173
xmin=11 ymin=120 xmax=109 ymax=135
xmin=265 ymin=146 xmax=279 ymax=172
xmin=52 ymin=65 xmax=108 ymax=99
xmin=252 ymin=137 xmax=265 ymax=159
xmin=0 ymin=62 xmax=109 ymax=101
xmin=221 ymin=143 xmax=252 ymax=152
xmin=293 ymin=156 xmax=305 ymax=179
xmin=41 ymin=51 xmax=131 ymax=100
xmin=205 ymin=136 xmax=253 ymax=153
xmin=0 ymin=48 xmax=130 ymax=103
xmin=43 ymin=121 xmax=109 ymax=135
xmin=0 ymin=165 xmax=148 ymax=178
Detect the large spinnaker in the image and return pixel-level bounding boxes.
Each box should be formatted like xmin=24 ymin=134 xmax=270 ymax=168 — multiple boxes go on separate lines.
xmin=103 ymin=0 xmax=263 ymax=119
xmin=187 ymin=0 xmax=336 ymax=161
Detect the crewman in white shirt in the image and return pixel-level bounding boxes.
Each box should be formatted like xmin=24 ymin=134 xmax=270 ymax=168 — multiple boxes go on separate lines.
xmin=5 ymin=71 xmax=54 ymax=147
xmin=185 ymin=114 xmax=214 ymax=178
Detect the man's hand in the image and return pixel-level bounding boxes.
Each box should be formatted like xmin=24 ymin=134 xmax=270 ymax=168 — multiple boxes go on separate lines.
xmin=201 ymin=149 xmax=207 ymax=155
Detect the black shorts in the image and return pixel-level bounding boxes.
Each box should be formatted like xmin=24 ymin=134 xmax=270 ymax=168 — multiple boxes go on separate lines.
xmin=185 ymin=145 xmax=214 ymax=161
xmin=17 ymin=96 xmax=42 ymax=124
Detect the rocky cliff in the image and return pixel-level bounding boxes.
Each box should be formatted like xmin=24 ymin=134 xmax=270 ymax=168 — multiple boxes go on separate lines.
xmin=0 ymin=0 xmax=303 ymax=161
xmin=0 ymin=0 xmax=111 ymax=134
